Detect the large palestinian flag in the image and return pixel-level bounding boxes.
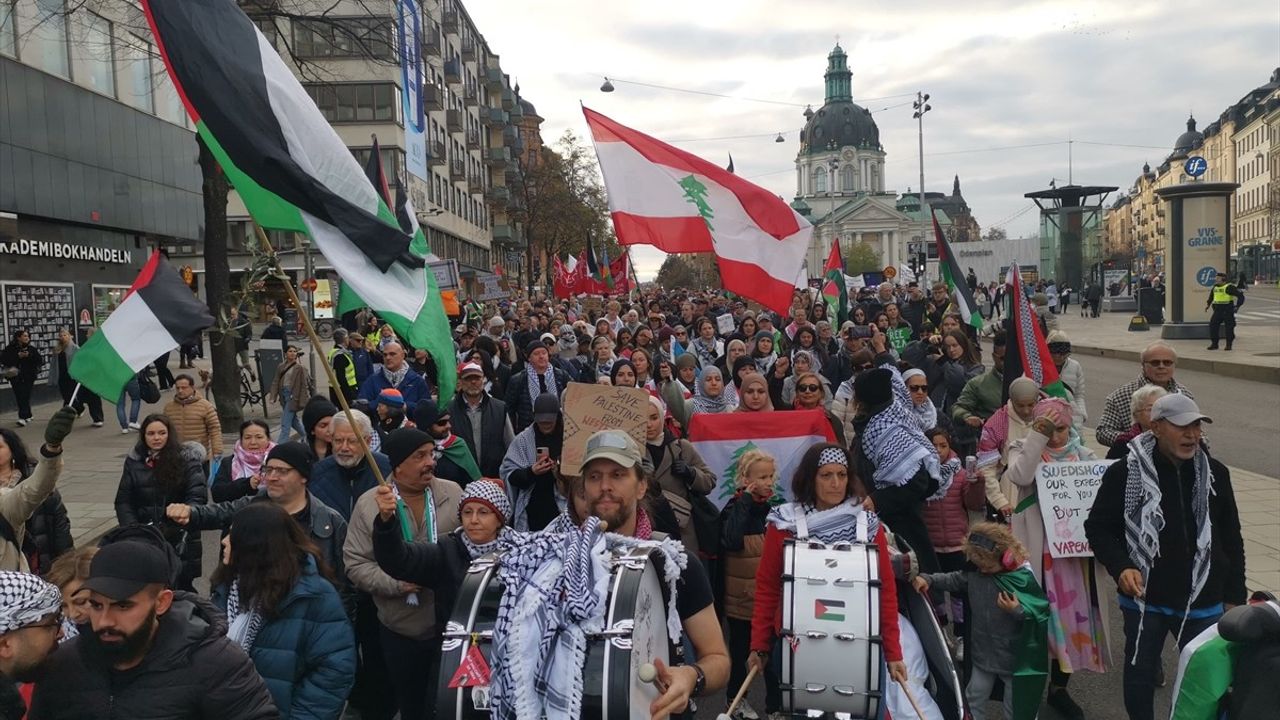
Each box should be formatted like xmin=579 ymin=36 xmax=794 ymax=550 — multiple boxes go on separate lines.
xmin=1002 ymin=259 xmax=1067 ymax=400
xmin=933 ymin=210 xmax=983 ymax=330
xmin=70 ymin=251 xmax=214 ymax=400
xmin=688 ymin=410 xmax=835 ymax=509
xmin=141 ymin=0 xmax=455 ymax=404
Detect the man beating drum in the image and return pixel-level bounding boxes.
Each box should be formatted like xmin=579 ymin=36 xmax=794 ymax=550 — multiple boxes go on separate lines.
xmin=575 ymin=430 xmax=731 ymax=719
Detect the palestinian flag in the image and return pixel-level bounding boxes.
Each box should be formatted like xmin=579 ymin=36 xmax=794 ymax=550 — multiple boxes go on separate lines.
xmin=585 ymin=237 xmax=602 ymax=282
xmin=141 ymin=0 xmax=455 ymax=404
xmin=821 ymin=239 xmax=848 ymax=325
xmin=598 ymin=242 xmax=615 ymax=290
xmin=437 ymin=434 xmax=482 ymax=484
xmin=814 ymin=598 xmax=846 ymax=622
xmin=933 ymin=210 xmax=983 ymax=330
xmin=688 ymin=410 xmax=835 ymax=509
xmin=70 ymin=251 xmax=214 ymax=400
xmin=364 ymin=135 xmax=392 ymax=208
xmin=1002 ymin=258 xmax=1067 ymax=401
xmin=1168 ymin=619 xmax=1237 ymax=720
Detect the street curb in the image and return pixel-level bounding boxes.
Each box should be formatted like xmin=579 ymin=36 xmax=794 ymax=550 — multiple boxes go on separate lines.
xmin=1072 ymin=343 xmax=1280 ymax=385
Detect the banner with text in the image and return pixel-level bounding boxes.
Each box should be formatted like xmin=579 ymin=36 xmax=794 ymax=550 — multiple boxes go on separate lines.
xmin=1034 ymin=460 xmax=1115 ymax=558
xmin=559 ymin=382 xmax=651 ymax=477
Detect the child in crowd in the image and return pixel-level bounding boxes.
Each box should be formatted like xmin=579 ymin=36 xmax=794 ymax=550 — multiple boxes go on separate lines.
xmin=913 ymin=523 xmax=1050 ymax=720
xmin=720 ymin=448 xmax=781 ymax=720
xmin=921 ymin=428 xmax=986 ymax=660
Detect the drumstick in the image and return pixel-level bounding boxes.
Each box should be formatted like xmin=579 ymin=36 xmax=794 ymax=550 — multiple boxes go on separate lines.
xmin=718 ymin=665 xmax=760 ymax=720
xmin=895 ymin=676 xmax=928 ymax=719
xmin=637 ymin=663 xmax=669 ymax=694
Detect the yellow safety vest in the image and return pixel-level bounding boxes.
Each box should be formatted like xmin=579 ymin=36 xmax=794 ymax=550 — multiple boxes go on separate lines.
xmin=1211 ymin=284 xmax=1234 ymax=305
xmin=327 ymin=346 xmax=357 ymax=388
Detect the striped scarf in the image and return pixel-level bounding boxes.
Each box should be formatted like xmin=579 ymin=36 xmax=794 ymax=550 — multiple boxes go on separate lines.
xmin=767 ymin=501 xmax=880 ymax=543
xmin=926 ymin=454 xmax=960 ymax=503
xmin=1123 ymin=431 xmax=1213 ymax=657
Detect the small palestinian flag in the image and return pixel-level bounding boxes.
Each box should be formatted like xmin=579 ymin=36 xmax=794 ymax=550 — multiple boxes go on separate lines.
xmin=70 ymin=251 xmax=214 ymax=400
xmin=821 ymin=239 xmax=848 ymax=326
xmin=814 ymin=598 xmax=846 ymax=622
xmin=933 ymin=210 xmax=983 ymax=330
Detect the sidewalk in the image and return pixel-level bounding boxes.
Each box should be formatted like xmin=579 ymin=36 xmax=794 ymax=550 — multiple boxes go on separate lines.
xmin=1050 ymin=305 xmax=1280 ymax=385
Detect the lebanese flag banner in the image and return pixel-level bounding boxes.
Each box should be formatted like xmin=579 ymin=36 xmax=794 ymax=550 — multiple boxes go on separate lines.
xmin=70 ymin=251 xmax=214 ymax=400
xmin=688 ymin=410 xmax=835 ymax=510
xmin=584 ymin=107 xmax=811 ymax=313
xmin=553 ymin=255 xmax=575 ymax=299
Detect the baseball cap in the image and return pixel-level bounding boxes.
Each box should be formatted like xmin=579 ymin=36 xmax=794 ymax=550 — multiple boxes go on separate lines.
xmin=488 ymin=315 xmax=505 ymax=329
xmin=539 ymin=332 xmax=557 ymax=344
xmin=458 ymin=362 xmax=484 ymax=377
xmin=82 ymin=541 xmax=172 ymax=600
xmin=533 ymin=392 xmax=560 ymax=422
xmin=1150 ymin=394 xmax=1213 ymax=426
xmin=582 ymin=430 xmax=643 ymax=469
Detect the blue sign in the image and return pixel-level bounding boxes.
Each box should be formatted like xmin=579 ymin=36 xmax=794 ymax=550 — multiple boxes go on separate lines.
xmin=1195 ymin=266 xmax=1218 ymax=287
xmin=398 ymin=0 xmax=427 ymax=180
xmin=1184 ymin=156 xmax=1207 ymax=178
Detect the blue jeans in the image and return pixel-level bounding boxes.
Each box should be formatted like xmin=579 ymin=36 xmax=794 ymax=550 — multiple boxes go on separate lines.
xmin=1120 ymin=604 xmax=1221 ymax=720
xmin=279 ymin=388 xmax=305 ymax=441
xmin=116 ymin=378 xmax=141 ymax=429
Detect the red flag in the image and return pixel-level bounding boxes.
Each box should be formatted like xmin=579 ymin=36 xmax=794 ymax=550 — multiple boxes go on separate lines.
xmin=447 ymin=644 xmax=492 ymax=688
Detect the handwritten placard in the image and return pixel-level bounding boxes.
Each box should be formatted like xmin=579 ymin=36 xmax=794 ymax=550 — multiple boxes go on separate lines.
xmin=559 ymin=382 xmax=650 ymax=476
xmin=1035 ymin=460 xmax=1115 ymax=558
xmin=716 ymin=313 xmax=736 ymax=335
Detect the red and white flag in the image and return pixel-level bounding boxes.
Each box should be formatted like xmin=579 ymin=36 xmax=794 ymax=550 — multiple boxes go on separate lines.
xmin=688 ymin=410 xmax=835 ymax=509
xmin=584 ymin=108 xmax=812 ymax=313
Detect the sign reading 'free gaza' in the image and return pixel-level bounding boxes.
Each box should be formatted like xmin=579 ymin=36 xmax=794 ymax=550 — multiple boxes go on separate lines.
xmin=1034 ymin=460 xmax=1116 ymax=558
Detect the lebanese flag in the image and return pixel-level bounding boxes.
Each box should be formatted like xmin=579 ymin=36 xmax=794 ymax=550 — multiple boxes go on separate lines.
xmin=70 ymin=251 xmax=214 ymax=400
xmin=1002 ymin=259 xmax=1067 ymax=400
xmin=141 ymin=0 xmax=455 ymax=404
xmin=688 ymin=410 xmax=835 ymax=510
xmin=584 ymin=108 xmax=811 ymax=313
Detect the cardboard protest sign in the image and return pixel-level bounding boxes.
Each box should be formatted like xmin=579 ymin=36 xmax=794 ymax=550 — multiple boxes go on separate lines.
xmin=1034 ymin=460 xmax=1115 ymax=557
xmin=559 ymin=382 xmax=650 ymax=476
xmin=716 ymin=313 xmax=736 ymax=335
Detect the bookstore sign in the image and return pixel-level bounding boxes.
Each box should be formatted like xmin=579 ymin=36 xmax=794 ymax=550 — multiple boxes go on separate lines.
xmin=0 ymin=238 xmax=133 ymax=265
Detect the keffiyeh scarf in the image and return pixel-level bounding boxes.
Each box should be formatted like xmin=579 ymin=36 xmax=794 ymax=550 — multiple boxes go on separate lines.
xmin=858 ymin=363 xmax=941 ymax=488
xmin=927 ymin=454 xmax=960 ymax=503
xmin=911 ymin=397 xmax=938 ymax=432
xmin=460 ymin=525 xmax=519 ymax=559
xmin=526 ymin=366 xmax=558 ymax=403
xmin=225 ymin=579 xmax=266 ymax=652
xmin=692 ymin=376 xmax=737 ymax=414
xmin=767 ymin=501 xmax=880 ymax=543
xmin=690 ymin=337 xmax=719 ymax=368
xmin=382 ymin=363 xmax=410 ymax=389
xmin=0 ymin=571 xmax=61 ymax=634
xmin=1123 ymin=431 xmax=1214 ymax=655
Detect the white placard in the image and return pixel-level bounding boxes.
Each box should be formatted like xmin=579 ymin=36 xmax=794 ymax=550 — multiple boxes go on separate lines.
xmin=1034 ymin=460 xmax=1115 ymax=558
xmin=715 ymin=313 xmax=735 ymax=335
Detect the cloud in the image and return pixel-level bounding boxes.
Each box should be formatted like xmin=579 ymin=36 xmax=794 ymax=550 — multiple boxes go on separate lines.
xmin=465 ymin=0 xmax=1278 ymax=280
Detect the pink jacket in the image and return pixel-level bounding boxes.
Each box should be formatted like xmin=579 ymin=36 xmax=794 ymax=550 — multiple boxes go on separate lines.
xmin=921 ymin=457 xmax=986 ymax=553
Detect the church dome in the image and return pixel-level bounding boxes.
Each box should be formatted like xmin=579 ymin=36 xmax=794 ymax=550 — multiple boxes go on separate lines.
xmin=518 ymin=97 xmax=539 ymax=118
xmin=1171 ymin=115 xmax=1203 ymax=158
xmin=798 ymin=44 xmax=881 ymax=156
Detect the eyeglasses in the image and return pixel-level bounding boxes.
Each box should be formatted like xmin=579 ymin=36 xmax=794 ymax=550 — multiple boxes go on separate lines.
xmin=797 ymin=384 xmax=821 ymax=393
xmin=908 ymin=384 xmax=930 ymax=393
xmin=21 ymin=613 xmax=63 ymax=631
xmin=261 ymin=465 xmax=295 ymax=477
xmin=1144 ymin=359 xmax=1176 ymax=367
xmin=856 ymin=364 xmax=875 ymax=371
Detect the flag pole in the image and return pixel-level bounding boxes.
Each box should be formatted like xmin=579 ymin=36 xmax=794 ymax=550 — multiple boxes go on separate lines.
xmin=253 ymin=223 xmax=389 ymax=487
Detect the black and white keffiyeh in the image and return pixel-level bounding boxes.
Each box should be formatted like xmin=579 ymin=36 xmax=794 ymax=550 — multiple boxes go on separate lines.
xmin=225 ymin=579 xmax=266 ymax=652
xmin=525 ymin=367 xmax=558 ymax=404
xmin=859 ymin=363 xmax=941 ymax=488
xmin=927 ymin=454 xmax=961 ymax=503
xmin=0 ymin=571 xmax=61 ymax=634
xmin=767 ymin=502 xmax=880 ymax=544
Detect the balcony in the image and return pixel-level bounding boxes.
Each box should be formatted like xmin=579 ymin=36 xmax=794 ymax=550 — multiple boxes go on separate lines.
xmin=486 ymin=185 xmax=511 ymax=204
xmin=424 ymin=30 xmax=441 ymax=57
xmin=466 ymin=129 xmax=481 ymax=150
xmin=502 ymin=127 xmax=517 ymax=147
xmin=468 ymin=174 xmax=485 ymax=193
xmin=492 ymin=224 xmax=514 ymax=242
xmin=449 ymin=159 xmax=465 ymax=182
xmin=485 ymin=67 xmax=504 ymax=91
xmin=424 ymin=83 xmax=444 ymax=111
xmin=486 ymin=146 xmax=511 ymax=168
xmin=443 ymin=59 xmax=461 ymax=85
xmin=478 ymin=105 xmax=495 ymax=126
xmin=428 ymin=142 xmax=446 ymax=167
xmin=500 ymin=87 xmax=514 ymax=110
xmin=486 ymin=107 xmax=507 ymax=126
xmin=509 ymin=102 xmax=523 ymax=122
xmin=461 ymin=39 xmax=477 ymax=61
xmin=446 ymin=109 xmax=463 ymax=133
xmin=442 ymin=9 xmax=458 ymax=34
xmin=463 ymin=86 xmax=478 ymax=107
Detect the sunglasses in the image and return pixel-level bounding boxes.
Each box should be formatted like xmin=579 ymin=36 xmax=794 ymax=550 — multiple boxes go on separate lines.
xmin=908 ymin=384 xmax=929 ymax=393
xmin=1144 ymin=359 xmax=1175 ymax=367
xmin=797 ymin=384 xmax=821 ymax=393
xmin=856 ymin=363 xmax=875 ymax=371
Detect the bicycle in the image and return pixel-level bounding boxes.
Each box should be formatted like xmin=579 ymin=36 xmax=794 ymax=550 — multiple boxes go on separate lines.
xmin=239 ymin=363 xmax=264 ymax=409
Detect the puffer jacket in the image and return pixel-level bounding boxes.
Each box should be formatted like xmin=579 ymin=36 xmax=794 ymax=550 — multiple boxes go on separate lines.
xmin=720 ymin=493 xmax=770 ymax=621
xmin=28 ymin=593 xmax=277 ymax=720
xmin=114 ymin=443 xmax=208 ymax=583
xmin=920 ymin=463 xmax=985 ymax=553
xmin=212 ymin=556 xmax=356 ymax=720
xmin=19 ymin=487 xmax=73 ymax=576
xmin=0 ymin=453 xmax=62 ymax=573
xmin=163 ymin=394 xmax=224 ymax=457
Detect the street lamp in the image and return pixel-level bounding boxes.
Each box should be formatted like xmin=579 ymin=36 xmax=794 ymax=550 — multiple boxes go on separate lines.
xmin=912 ymin=91 xmax=932 ymax=279
xmin=600 ymin=77 xmax=615 ymax=93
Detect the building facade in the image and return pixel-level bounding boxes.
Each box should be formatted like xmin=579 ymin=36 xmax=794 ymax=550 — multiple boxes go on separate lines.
xmin=1233 ymin=95 xmax=1276 ymax=246
xmin=1 ymin=0 xmax=202 ymax=411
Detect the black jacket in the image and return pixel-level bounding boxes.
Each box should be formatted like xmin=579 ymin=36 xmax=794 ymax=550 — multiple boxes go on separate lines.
xmin=28 ymin=593 xmax=278 ymax=720
xmin=1085 ymin=452 xmax=1246 ymax=610
xmin=448 ymin=393 xmax=509 ymax=478
xmin=0 ymin=343 xmax=41 ymax=384
xmin=502 ymin=367 xmax=570 ymax=433
xmin=20 ymin=488 xmax=73 ymax=576
xmin=210 ymin=455 xmax=256 ymax=503
xmin=371 ymin=518 xmax=473 ymax=631
xmin=114 ymin=443 xmax=208 ymax=581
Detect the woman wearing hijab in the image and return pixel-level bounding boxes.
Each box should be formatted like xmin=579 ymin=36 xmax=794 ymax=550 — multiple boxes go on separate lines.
xmin=736 ymin=374 xmax=773 ymax=413
xmin=644 ymin=395 xmax=716 ymax=557
xmin=1001 ymin=397 xmax=1109 ymax=717
xmin=790 ymin=326 xmax=828 ymax=377
xmin=780 ymin=350 xmax=826 ymax=408
xmin=975 ymin=376 xmax=1042 ymax=521
xmin=749 ymin=331 xmax=778 ymax=374
xmin=211 ymin=419 xmax=276 ymax=502
xmin=609 ymin=359 xmax=638 ymax=388
xmin=672 ymin=353 xmax=699 ymax=398
xmin=729 ymin=356 xmax=757 ymax=394
xmin=716 ymin=338 xmax=748 ymax=378
xmin=665 ymin=365 xmax=737 ymax=429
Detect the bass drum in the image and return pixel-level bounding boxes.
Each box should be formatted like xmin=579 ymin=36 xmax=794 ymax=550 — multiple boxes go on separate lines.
xmin=437 ymin=554 xmax=503 ymax=720
xmin=581 ymin=545 xmax=674 ymax=720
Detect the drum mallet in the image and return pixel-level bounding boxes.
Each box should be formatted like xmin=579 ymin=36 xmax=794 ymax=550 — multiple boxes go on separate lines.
xmin=637 ymin=662 xmax=669 ymax=695
xmin=718 ymin=664 xmax=760 ymax=720
xmin=894 ymin=676 xmax=928 ymax=719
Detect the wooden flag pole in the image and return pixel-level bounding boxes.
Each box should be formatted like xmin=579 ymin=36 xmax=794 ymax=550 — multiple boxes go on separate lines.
xmin=253 ymin=224 xmax=389 ymax=487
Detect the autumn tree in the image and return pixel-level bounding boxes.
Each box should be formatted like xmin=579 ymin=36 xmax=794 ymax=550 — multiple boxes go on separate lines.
xmin=842 ymin=241 xmax=883 ymax=274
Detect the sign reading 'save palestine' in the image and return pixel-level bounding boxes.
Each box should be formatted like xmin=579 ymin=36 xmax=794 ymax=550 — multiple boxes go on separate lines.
xmin=1034 ymin=460 xmax=1115 ymax=558
xmin=559 ymin=382 xmax=650 ymax=477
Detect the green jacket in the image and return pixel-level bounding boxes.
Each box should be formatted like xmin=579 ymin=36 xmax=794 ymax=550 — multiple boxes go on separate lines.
xmin=951 ymin=367 xmax=1004 ymax=423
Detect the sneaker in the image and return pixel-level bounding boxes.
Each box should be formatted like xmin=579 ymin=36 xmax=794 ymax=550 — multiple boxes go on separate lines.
xmin=16 ymin=419 xmax=27 ymax=427
xmin=734 ymin=699 xmax=760 ymax=720
xmin=91 ymin=421 xmax=104 ymax=428
xmin=1046 ymin=688 xmax=1085 ymax=720
xmin=128 ymin=422 xmax=140 ymax=430
xmin=121 ymin=428 xmax=131 ymax=434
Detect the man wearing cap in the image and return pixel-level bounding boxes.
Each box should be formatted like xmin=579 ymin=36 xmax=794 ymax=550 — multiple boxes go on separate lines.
xmin=1086 ymin=394 xmax=1245 ymax=720
xmin=29 ymin=538 xmax=276 ymax=719
xmin=414 ymin=402 xmax=481 ymax=487
xmin=166 ymin=442 xmax=349 ymax=600
xmin=449 ymin=362 xmax=514 ymax=478
xmin=345 ymin=428 xmax=462 ymax=720
xmin=503 ymin=340 xmax=570 ymax=434
xmin=571 ymin=430 xmax=729 ymax=716
xmin=1097 ymin=341 xmax=1195 ymax=448
xmin=0 ymin=571 xmax=62 ymax=717
xmin=358 ymin=341 xmax=430 ymax=415
xmin=499 ymin=393 xmax=566 ymax=531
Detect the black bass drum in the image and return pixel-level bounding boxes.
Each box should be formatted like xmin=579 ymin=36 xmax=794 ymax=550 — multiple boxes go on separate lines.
xmin=437 ymin=554 xmax=502 ymax=720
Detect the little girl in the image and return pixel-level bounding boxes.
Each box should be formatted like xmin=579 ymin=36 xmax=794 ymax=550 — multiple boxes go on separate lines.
xmin=914 ymin=523 xmax=1050 ymax=720
xmin=921 ymin=428 xmax=986 ymax=659
xmin=720 ymin=448 xmax=781 ymax=720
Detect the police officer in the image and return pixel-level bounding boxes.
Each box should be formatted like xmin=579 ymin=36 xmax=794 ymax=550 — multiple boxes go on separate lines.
xmin=1206 ymin=271 xmax=1244 ymax=351
xmin=327 ymin=328 xmax=359 ymax=403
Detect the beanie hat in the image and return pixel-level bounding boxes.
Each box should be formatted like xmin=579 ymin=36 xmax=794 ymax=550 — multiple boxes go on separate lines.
xmin=377 ymin=388 xmax=406 ymax=408
xmin=383 ymin=428 xmax=434 ymax=470
xmin=853 ymin=367 xmax=894 ymax=408
xmin=459 ymin=480 xmax=511 ymax=525
xmin=414 ymin=401 xmax=449 ymax=429
xmin=302 ymin=396 xmax=338 ymax=434
xmin=524 ymin=340 xmax=548 ymax=358
xmin=265 ymin=441 xmax=314 ymax=478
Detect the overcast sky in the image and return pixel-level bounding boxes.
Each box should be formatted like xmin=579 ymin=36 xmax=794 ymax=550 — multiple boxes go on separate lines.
xmin=467 ymin=0 xmax=1279 ymax=280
